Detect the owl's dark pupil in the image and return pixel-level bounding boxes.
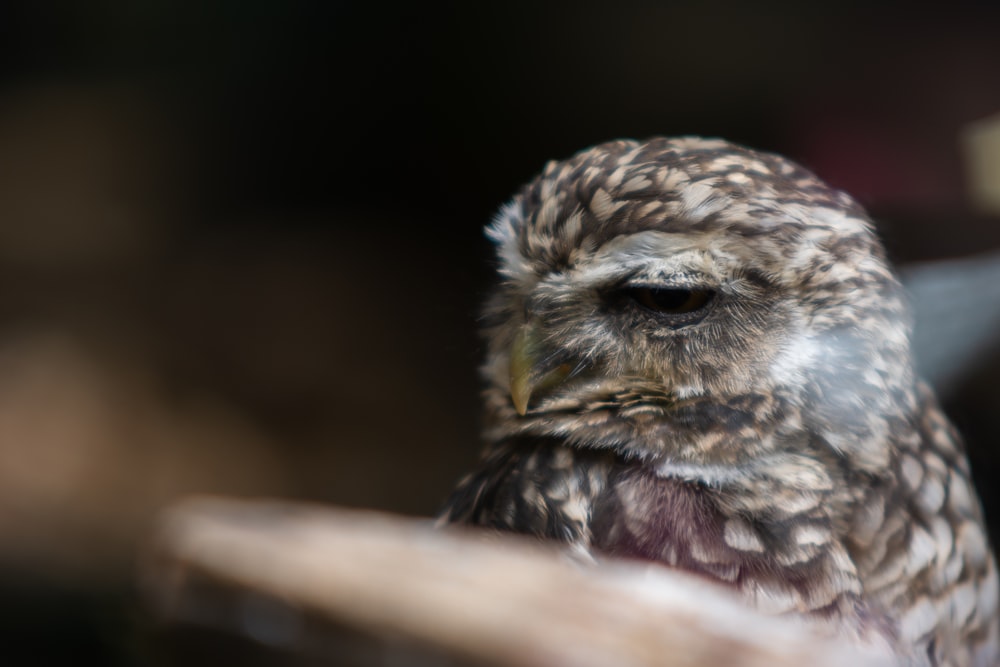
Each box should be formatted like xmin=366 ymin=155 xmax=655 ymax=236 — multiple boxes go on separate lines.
xmin=628 ymin=287 xmax=713 ymax=314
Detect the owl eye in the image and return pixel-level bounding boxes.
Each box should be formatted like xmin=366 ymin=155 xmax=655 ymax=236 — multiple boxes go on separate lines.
xmin=625 ymin=286 xmax=715 ymax=315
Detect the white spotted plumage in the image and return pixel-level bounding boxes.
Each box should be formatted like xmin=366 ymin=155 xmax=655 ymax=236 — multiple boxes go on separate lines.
xmin=441 ymin=137 xmax=999 ymax=666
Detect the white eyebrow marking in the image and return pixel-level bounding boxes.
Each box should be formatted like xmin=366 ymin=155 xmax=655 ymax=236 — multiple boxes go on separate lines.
xmin=569 ymin=231 xmax=723 ymax=288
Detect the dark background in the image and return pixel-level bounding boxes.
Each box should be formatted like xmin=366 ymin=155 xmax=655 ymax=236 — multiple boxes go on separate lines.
xmin=1 ymin=2 xmax=999 ymax=664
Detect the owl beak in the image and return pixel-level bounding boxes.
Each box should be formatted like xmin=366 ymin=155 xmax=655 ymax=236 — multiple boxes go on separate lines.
xmin=509 ymin=323 xmax=572 ymax=416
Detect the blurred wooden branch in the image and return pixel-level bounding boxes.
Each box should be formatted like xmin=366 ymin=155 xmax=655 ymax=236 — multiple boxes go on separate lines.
xmin=144 ymin=497 xmax=891 ymax=667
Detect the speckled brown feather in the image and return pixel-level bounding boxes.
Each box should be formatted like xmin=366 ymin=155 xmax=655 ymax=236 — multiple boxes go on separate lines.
xmin=440 ymin=137 xmax=998 ymax=666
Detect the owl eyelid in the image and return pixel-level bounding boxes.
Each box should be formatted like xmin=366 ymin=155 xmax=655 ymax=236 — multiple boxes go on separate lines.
xmin=609 ymin=272 xmax=716 ymax=296
xmin=619 ymin=280 xmax=713 ymax=291
xmin=602 ymin=283 xmax=716 ymax=323
xmin=616 ymin=266 xmax=715 ymax=288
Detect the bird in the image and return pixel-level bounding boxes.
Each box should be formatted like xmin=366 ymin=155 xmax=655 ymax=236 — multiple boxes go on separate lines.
xmin=439 ymin=137 xmax=999 ymax=666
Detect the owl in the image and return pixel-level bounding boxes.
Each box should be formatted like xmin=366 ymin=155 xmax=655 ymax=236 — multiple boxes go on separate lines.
xmin=440 ymin=138 xmax=999 ymax=666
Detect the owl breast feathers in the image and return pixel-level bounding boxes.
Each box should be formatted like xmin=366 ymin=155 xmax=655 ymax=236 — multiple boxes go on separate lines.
xmin=440 ymin=137 xmax=999 ymax=666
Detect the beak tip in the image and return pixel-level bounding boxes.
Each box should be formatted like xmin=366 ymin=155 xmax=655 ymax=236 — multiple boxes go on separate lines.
xmin=510 ymin=381 xmax=530 ymax=416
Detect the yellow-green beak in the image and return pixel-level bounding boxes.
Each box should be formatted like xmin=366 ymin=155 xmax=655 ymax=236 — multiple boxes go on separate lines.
xmin=509 ymin=323 xmax=572 ymax=415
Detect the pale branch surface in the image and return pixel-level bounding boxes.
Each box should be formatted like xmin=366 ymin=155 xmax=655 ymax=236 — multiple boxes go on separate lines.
xmin=144 ymin=497 xmax=892 ymax=667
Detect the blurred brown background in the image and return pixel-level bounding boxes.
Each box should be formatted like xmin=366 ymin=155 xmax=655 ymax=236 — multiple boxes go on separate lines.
xmin=1 ymin=1 xmax=999 ymax=664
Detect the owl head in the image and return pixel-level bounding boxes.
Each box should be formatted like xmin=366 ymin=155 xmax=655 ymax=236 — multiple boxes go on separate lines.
xmin=481 ymin=137 xmax=914 ymax=470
